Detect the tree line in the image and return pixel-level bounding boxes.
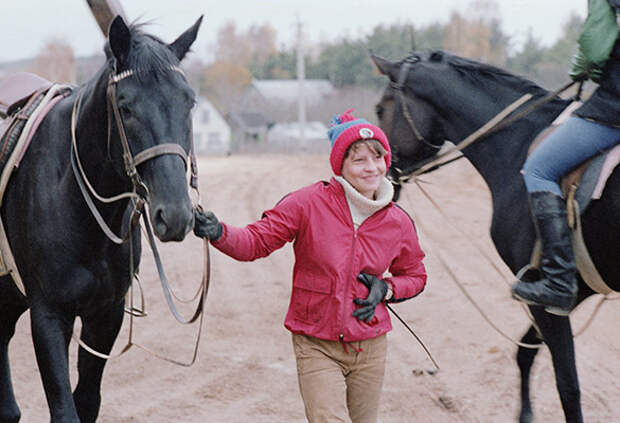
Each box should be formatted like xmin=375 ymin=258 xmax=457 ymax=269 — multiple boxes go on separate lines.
xmin=22 ymin=3 xmax=586 ymax=126
xmin=195 ymin=8 xmax=584 ymax=98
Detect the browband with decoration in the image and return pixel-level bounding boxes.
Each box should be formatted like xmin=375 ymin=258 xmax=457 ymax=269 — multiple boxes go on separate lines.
xmin=109 ymin=66 xmax=186 ymax=84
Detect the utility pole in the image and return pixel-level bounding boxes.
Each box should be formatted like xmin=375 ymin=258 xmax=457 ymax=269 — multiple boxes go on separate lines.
xmin=296 ymin=17 xmax=306 ymax=147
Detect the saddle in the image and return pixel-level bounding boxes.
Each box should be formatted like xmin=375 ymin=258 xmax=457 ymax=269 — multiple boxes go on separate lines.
xmin=0 ymin=74 xmax=55 ymax=174
xmin=528 ymin=102 xmax=618 ymax=295
xmin=0 ymin=72 xmax=52 ymax=118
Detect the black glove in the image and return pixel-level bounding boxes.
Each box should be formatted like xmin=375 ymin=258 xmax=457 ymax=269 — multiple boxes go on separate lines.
xmin=352 ymin=272 xmax=388 ymax=323
xmin=193 ymin=209 xmax=223 ymax=241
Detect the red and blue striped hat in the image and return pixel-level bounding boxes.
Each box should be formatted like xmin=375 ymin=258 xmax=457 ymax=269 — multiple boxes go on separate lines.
xmin=327 ymin=109 xmax=391 ymax=175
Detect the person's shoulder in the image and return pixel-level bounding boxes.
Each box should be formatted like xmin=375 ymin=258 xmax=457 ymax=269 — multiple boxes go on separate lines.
xmin=294 ymin=179 xmax=335 ymax=197
xmin=389 ymin=203 xmax=417 ymax=229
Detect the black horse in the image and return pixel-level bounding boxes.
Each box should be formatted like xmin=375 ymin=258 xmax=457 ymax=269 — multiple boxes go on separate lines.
xmin=372 ymin=50 xmax=620 ymax=423
xmin=0 ymin=16 xmax=202 ymax=422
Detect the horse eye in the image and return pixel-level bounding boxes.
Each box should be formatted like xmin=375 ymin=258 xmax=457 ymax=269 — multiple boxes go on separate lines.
xmin=119 ymin=104 xmax=132 ymax=119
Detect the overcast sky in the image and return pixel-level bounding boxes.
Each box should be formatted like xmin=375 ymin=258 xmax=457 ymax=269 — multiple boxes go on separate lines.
xmin=1 ymin=0 xmax=586 ymax=63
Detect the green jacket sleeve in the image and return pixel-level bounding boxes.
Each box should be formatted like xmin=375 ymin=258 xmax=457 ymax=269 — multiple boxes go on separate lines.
xmin=569 ymin=0 xmax=619 ymax=82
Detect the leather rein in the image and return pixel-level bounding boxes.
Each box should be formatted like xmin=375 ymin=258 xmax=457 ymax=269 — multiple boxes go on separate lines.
xmin=70 ymin=65 xmax=209 ymax=366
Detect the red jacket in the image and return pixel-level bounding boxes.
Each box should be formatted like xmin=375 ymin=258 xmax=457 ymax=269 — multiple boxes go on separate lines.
xmin=212 ymin=178 xmax=427 ymax=342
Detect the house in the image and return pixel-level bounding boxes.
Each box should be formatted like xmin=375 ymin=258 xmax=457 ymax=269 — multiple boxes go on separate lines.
xmin=228 ymin=78 xmax=334 ymax=152
xmin=239 ymin=78 xmax=335 ymax=121
xmin=192 ymin=96 xmax=231 ymax=155
xmin=267 ymin=121 xmax=330 ymax=152
xmin=251 ymin=79 xmax=335 ymax=107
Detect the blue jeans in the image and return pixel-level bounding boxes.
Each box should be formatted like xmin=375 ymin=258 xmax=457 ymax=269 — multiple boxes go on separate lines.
xmin=522 ymin=116 xmax=620 ymax=195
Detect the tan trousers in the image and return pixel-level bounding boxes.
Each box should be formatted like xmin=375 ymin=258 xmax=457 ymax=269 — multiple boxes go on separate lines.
xmin=292 ymin=333 xmax=387 ymax=423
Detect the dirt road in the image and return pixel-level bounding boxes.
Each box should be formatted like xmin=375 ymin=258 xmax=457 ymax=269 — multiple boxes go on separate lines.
xmin=9 ymin=154 xmax=620 ymax=422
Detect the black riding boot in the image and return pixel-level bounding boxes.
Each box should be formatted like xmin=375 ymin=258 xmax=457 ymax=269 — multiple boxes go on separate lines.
xmin=511 ymin=191 xmax=578 ymax=315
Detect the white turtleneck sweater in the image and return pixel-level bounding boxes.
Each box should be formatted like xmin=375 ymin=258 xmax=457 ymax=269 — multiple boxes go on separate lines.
xmin=334 ymin=176 xmax=394 ymax=230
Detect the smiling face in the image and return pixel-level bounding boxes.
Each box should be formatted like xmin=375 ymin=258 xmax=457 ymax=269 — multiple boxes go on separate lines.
xmin=341 ymin=140 xmax=387 ymax=199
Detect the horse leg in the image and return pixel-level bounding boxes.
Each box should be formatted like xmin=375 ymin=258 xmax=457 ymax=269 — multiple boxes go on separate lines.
xmin=0 ymin=284 xmax=27 ymax=423
xmin=516 ymin=325 xmax=543 ymax=423
xmin=73 ymin=302 xmax=125 ymax=423
xmin=29 ymin=304 xmax=79 ymax=423
xmin=530 ymin=307 xmax=583 ymax=423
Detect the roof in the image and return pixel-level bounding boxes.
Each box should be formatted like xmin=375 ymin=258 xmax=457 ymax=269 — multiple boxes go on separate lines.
xmin=252 ymin=79 xmax=334 ymax=105
xmin=227 ymin=111 xmax=270 ymax=130
xmin=268 ymin=121 xmax=328 ymax=141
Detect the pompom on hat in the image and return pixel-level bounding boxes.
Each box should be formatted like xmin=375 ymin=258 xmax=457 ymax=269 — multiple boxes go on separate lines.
xmin=327 ymin=108 xmax=391 ymax=175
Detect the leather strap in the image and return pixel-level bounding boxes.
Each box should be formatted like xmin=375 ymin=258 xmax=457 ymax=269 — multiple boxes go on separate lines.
xmin=133 ymin=143 xmax=188 ymax=169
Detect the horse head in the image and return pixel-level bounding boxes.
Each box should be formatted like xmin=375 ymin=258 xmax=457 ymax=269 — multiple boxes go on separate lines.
xmin=371 ymin=50 xmax=560 ymax=200
xmin=103 ymin=15 xmax=203 ymax=241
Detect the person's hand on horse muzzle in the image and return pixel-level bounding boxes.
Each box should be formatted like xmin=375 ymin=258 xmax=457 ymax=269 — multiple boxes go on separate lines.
xmin=352 ymin=272 xmax=389 ymax=323
xmin=193 ymin=209 xmax=223 ymax=241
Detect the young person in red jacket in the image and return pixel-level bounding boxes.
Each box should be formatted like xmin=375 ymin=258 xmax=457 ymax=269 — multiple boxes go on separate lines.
xmin=194 ymin=109 xmax=427 ymax=423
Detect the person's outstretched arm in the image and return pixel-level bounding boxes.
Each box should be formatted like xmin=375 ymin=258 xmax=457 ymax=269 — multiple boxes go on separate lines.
xmin=193 ymin=192 xmax=303 ymax=262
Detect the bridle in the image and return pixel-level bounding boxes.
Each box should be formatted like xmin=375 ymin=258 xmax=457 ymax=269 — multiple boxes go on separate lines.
xmin=387 ymin=55 xmax=444 ymax=188
xmin=71 ymin=64 xmax=198 ymax=244
xmin=386 ymin=56 xmax=579 ymax=189
xmin=389 ymin=55 xmax=442 ymax=153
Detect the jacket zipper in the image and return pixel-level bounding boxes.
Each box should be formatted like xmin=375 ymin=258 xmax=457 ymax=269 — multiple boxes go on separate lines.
xmin=337 ymin=192 xmax=389 ymax=341
xmin=340 ymin=228 xmax=358 ymax=342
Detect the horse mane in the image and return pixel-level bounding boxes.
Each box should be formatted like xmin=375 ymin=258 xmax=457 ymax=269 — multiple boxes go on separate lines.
xmin=104 ymin=20 xmax=181 ymax=82
xmin=426 ymin=50 xmax=550 ymax=98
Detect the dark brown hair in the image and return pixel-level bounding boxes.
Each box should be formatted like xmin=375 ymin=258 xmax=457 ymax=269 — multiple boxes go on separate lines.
xmin=343 ymin=139 xmax=387 ymax=160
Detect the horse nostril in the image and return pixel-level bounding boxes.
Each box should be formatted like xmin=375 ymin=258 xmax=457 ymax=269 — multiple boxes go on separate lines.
xmin=150 ymin=204 xmax=193 ymax=241
xmin=153 ymin=206 xmax=168 ymax=232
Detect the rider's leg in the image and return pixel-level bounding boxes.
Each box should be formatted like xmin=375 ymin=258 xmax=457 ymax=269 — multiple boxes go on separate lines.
xmin=512 ymin=116 xmax=620 ymax=315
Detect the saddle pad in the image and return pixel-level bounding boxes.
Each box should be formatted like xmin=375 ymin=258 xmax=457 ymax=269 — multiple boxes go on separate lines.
xmin=0 ymin=92 xmax=47 ymax=171
xmin=574 ymin=145 xmax=620 ymax=213
xmin=0 ymin=84 xmax=70 ymax=295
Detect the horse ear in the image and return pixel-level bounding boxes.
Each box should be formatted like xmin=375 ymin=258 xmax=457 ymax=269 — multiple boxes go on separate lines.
xmin=369 ymin=52 xmax=398 ymax=82
xmin=169 ymin=15 xmax=203 ymax=61
xmin=108 ymin=15 xmax=131 ymax=66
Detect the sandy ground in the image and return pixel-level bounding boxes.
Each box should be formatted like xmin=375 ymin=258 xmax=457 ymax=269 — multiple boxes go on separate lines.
xmin=8 ymin=154 xmax=620 ymax=422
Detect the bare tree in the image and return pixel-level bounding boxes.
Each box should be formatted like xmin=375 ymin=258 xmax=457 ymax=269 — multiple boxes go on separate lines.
xmin=442 ymin=0 xmax=508 ymax=66
xmin=214 ymin=22 xmax=251 ymax=65
xmin=31 ymin=37 xmax=76 ymax=82
xmin=201 ymin=61 xmax=253 ymax=112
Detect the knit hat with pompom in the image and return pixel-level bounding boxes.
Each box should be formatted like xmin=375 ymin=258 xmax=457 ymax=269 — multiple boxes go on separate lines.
xmin=327 ymin=108 xmax=391 ymax=175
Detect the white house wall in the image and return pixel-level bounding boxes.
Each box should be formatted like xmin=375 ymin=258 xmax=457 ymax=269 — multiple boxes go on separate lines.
xmin=193 ymin=97 xmax=232 ymax=154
